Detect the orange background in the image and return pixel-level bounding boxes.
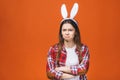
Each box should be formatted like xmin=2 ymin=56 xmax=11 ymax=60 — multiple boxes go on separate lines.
xmin=0 ymin=0 xmax=120 ymax=80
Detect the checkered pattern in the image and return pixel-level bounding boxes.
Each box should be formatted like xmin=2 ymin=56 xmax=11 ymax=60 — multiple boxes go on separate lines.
xmin=46 ymin=44 xmax=90 ymax=80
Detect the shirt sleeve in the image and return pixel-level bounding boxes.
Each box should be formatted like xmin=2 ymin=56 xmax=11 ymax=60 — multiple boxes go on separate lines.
xmin=46 ymin=47 xmax=63 ymax=79
xmin=70 ymin=45 xmax=90 ymax=75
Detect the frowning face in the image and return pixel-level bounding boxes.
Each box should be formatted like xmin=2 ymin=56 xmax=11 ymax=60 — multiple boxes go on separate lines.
xmin=61 ymin=23 xmax=75 ymax=42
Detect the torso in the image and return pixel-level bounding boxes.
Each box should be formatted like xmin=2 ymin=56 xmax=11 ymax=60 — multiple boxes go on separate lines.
xmin=64 ymin=45 xmax=79 ymax=80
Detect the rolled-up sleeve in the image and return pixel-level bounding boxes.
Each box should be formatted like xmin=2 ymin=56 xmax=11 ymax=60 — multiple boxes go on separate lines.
xmin=46 ymin=47 xmax=63 ymax=79
xmin=70 ymin=46 xmax=90 ymax=75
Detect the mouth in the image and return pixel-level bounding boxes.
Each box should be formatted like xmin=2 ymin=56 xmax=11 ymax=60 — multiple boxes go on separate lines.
xmin=65 ymin=36 xmax=69 ymax=38
xmin=64 ymin=36 xmax=70 ymax=38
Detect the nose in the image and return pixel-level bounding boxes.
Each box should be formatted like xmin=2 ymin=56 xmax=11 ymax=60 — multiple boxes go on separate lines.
xmin=65 ymin=30 xmax=69 ymax=35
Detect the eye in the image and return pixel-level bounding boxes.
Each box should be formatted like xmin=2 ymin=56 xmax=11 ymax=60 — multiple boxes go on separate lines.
xmin=69 ymin=29 xmax=73 ymax=31
xmin=62 ymin=29 xmax=66 ymax=31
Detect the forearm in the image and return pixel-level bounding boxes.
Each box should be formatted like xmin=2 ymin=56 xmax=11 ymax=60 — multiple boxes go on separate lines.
xmin=55 ymin=65 xmax=88 ymax=75
xmin=55 ymin=66 xmax=71 ymax=74
xmin=47 ymin=69 xmax=63 ymax=79
xmin=61 ymin=73 xmax=75 ymax=79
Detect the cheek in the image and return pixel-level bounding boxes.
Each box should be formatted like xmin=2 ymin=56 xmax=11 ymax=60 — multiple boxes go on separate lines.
xmin=61 ymin=32 xmax=64 ymax=35
xmin=72 ymin=34 xmax=75 ymax=38
xmin=61 ymin=32 xmax=65 ymax=37
xmin=71 ymin=32 xmax=75 ymax=37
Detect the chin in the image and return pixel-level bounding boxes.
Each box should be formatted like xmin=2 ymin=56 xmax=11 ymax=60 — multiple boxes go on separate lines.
xmin=64 ymin=39 xmax=72 ymax=42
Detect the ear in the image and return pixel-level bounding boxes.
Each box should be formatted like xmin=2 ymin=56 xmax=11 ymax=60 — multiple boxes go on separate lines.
xmin=70 ymin=3 xmax=79 ymax=19
xmin=61 ymin=4 xmax=68 ymax=19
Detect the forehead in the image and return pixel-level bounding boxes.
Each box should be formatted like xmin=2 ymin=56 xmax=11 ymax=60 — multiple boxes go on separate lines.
xmin=62 ymin=23 xmax=74 ymax=29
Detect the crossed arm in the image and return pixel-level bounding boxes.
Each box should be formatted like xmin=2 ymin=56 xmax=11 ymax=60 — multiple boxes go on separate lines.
xmin=55 ymin=66 xmax=75 ymax=79
xmin=46 ymin=46 xmax=89 ymax=79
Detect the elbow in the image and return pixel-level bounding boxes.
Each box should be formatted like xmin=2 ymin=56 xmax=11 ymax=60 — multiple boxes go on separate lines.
xmin=78 ymin=68 xmax=88 ymax=75
xmin=47 ymin=70 xmax=63 ymax=80
xmin=78 ymin=64 xmax=89 ymax=75
xmin=83 ymin=68 xmax=89 ymax=74
xmin=47 ymin=71 xmax=55 ymax=79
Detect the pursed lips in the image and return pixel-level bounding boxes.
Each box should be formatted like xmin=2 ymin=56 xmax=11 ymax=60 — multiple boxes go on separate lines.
xmin=64 ymin=36 xmax=70 ymax=38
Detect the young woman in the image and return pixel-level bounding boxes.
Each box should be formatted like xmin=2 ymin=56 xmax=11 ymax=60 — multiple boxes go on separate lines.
xmin=46 ymin=3 xmax=90 ymax=80
xmin=46 ymin=19 xmax=90 ymax=80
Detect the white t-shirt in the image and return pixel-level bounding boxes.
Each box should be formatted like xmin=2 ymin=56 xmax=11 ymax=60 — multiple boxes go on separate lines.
xmin=64 ymin=45 xmax=79 ymax=80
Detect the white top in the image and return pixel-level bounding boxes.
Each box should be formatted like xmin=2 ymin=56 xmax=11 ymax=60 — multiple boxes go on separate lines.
xmin=64 ymin=45 xmax=79 ymax=80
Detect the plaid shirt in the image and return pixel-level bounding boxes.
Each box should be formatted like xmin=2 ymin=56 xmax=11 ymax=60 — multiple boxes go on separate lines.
xmin=46 ymin=43 xmax=90 ymax=80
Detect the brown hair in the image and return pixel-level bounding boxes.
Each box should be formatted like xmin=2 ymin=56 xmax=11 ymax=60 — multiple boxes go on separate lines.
xmin=56 ymin=19 xmax=82 ymax=66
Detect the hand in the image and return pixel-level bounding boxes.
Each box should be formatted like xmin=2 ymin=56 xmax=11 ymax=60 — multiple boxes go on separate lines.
xmin=55 ymin=67 xmax=65 ymax=71
xmin=55 ymin=67 xmax=60 ymax=71
xmin=55 ymin=66 xmax=71 ymax=73
xmin=61 ymin=73 xmax=75 ymax=79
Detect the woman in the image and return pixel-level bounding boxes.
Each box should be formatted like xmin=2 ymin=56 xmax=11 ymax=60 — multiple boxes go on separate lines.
xmin=46 ymin=19 xmax=90 ymax=80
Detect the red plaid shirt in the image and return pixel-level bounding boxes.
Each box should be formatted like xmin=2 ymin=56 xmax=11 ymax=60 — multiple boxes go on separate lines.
xmin=46 ymin=43 xmax=90 ymax=80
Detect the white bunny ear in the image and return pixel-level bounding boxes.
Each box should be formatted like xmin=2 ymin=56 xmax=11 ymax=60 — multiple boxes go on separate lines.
xmin=70 ymin=3 xmax=79 ymax=19
xmin=61 ymin=4 xmax=68 ymax=19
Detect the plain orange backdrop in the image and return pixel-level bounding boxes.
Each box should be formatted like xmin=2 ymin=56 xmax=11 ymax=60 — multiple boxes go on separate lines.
xmin=0 ymin=0 xmax=120 ymax=80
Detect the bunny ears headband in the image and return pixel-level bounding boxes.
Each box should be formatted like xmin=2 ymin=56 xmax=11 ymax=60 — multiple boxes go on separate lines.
xmin=61 ymin=3 xmax=79 ymax=24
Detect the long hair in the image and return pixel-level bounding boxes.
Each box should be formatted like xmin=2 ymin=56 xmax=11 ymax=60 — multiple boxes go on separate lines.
xmin=56 ymin=19 xmax=82 ymax=66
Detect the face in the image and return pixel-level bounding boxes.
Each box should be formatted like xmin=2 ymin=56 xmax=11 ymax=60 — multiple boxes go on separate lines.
xmin=61 ymin=23 xmax=75 ymax=42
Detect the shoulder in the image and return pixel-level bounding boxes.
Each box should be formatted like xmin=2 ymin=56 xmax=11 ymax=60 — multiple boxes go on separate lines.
xmin=48 ymin=43 xmax=59 ymax=52
xmin=81 ymin=43 xmax=89 ymax=53
xmin=51 ymin=43 xmax=59 ymax=49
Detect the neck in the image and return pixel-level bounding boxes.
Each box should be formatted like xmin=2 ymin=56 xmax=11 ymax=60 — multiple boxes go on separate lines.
xmin=64 ymin=40 xmax=75 ymax=48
